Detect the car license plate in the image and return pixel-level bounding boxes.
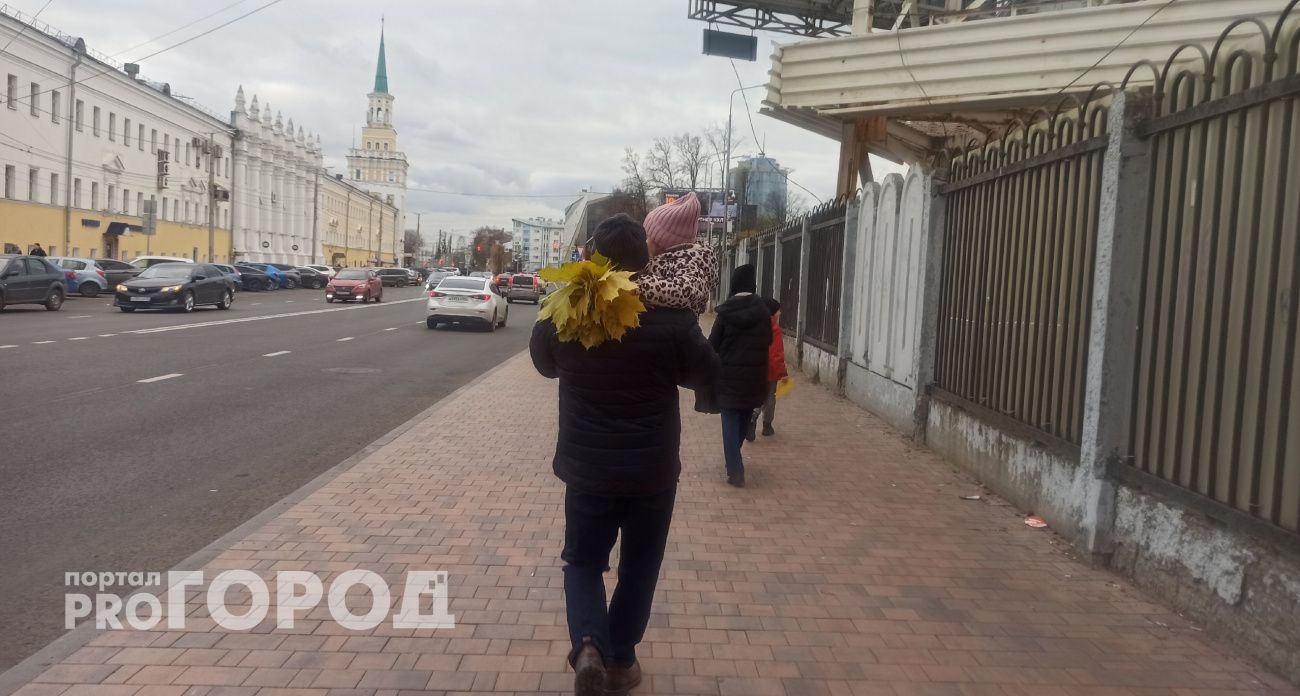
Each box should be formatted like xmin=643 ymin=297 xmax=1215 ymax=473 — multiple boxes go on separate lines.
xmin=130 ymin=296 xmax=151 ymax=303
xmin=446 ymin=295 xmax=468 ymax=302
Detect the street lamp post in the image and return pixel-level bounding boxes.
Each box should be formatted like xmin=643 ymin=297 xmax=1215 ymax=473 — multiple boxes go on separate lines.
xmin=723 ymin=84 xmax=765 ymax=252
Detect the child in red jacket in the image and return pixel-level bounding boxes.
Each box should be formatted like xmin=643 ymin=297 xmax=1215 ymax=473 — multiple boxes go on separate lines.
xmin=748 ymin=297 xmax=787 ymax=440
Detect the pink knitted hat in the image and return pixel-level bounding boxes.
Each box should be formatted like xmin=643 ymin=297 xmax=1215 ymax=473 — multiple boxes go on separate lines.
xmin=644 ymin=192 xmax=700 ymax=251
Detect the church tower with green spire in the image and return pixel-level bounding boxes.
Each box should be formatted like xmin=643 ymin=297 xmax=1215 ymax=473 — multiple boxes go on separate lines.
xmin=347 ymin=19 xmax=409 ymax=256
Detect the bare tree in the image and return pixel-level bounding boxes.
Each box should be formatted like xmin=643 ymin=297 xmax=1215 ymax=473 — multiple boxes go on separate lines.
xmin=673 ymin=132 xmax=706 ymax=190
xmin=702 ymin=123 xmax=746 ymax=191
xmin=785 ymin=190 xmax=811 ymax=219
xmin=619 ymin=148 xmax=652 ymax=220
xmin=645 ymin=137 xmax=680 ymax=190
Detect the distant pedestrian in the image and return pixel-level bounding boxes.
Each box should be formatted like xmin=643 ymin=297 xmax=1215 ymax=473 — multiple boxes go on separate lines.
xmin=708 ymin=264 xmax=771 ymax=487
xmin=530 ymin=213 xmax=719 ymax=696
xmin=28 ymin=243 xmax=46 ymax=257
xmin=748 ymin=297 xmax=787 ymax=441
xmin=638 ymin=192 xmax=718 ymax=315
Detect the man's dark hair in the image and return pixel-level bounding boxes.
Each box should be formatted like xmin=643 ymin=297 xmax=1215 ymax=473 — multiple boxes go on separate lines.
xmin=588 ymin=214 xmax=649 ymax=272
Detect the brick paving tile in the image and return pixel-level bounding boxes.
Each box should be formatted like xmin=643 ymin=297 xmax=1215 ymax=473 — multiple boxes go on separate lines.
xmin=9 ymin=351 xmax=1297 ymax=696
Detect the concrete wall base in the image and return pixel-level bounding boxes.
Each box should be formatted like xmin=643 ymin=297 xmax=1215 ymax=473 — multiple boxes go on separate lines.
xmin=799 ymin=342 xmax=840 ymax=391
xmin=1111 ymin=486 xmax=1300 ymax=684
xmin=843 ymin=362 xmax=916 ymax=434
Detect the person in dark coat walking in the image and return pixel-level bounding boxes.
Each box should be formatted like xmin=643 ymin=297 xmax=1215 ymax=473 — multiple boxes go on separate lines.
xmin=28 ymin=243 xmax=46 ymax=257
xmin=708 ymin=264 xmax=771 ymax=487
xmin=530 ymin=213 xmax=719 ymax=696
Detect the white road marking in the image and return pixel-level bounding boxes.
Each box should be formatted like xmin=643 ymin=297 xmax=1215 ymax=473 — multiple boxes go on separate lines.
xmin=70 ymin=315 xmax=92 ymax=319
xmin=286 ymin=300 xmax=294 ymax=303
xmin=384 ymin=327 xmax=398 ymax=331
xmin=126 ymin=297 xmax=424 ymax=335
xmin=137 ymin=373 xmax=183 ymax=384
xmin=251 ymin=302 xmax=263 ymax=305
xmin=263 ymin=350 xmax=291 ymax=357
xmin=68 ymin=337 xmax=88 ymax=341
xmin=336 ymin=337 xmax=354 ymax=342
xmin=33 ymin=340 xmax=55 ymax=345
xmin=98 ymin=334 xmax=116 ymax=337
xmin=0 ymin=345 xmax=16 ymax=349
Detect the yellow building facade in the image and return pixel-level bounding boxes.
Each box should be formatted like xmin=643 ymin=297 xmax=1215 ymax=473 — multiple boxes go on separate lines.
xmin=318 ymin=174 xmax=398 ymax=268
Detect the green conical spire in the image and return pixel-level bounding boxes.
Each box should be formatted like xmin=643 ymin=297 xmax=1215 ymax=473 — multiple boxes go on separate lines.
xmin=373 ymin=20 xmax=388 ymax=94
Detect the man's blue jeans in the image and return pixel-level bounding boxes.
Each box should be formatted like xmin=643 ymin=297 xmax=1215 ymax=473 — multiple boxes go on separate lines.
xmin=720 ymin=409 xmax=753 ymax=479
xmin=562 ymin=485 xmax=677 ymax=667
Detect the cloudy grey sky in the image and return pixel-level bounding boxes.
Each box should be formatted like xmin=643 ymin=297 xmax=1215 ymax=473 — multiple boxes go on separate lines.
xmin=27 ymin=0 xmax=867 ymax=238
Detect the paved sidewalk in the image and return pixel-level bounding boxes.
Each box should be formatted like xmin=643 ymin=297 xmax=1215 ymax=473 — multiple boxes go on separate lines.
xmin=6 ymin=350 xmax=1297 ymax=696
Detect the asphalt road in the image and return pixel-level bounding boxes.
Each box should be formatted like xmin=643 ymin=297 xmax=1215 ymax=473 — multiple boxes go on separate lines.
xmin=0 ymin=285 xmax=540 ymax=671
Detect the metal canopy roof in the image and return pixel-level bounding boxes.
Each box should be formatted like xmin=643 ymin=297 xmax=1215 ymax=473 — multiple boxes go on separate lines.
xmin=686 ymin=0 xmax=1122 ymax=37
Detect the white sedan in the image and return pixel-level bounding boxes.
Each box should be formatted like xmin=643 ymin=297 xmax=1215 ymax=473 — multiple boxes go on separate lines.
xmin=426 ymin=276 xmax=509 ymax=331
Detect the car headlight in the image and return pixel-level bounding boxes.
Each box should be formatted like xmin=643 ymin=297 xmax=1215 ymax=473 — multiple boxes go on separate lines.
xmin=161 ymin=285 xmax=183 ymax=293
xmin=116 ymin=284 xmax=128 ymax=292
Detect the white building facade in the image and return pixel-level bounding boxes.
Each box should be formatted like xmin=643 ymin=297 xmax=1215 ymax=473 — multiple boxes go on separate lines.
xmin=230 ymin=87 xmax=322 ymax=265
xmin=512 ymin=217 xmax=564 ymax=270
xmin=0 ymin=6 xmax=234 ymax=261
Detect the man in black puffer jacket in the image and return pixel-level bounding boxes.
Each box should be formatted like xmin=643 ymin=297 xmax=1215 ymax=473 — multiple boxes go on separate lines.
xmin=530 ymin=214 xmax=719 ymax=696
xmin=708 ymin=264 xmax=772 ymax=488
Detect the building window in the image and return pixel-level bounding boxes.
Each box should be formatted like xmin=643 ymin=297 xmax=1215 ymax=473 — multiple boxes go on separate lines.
xmin=184 ymin=143 xmax=190 ymax=167
xmin=73 ymin=178 xmax=81 ymax=208
xmin=383 ymin=142 xmax=389 ymax=151
xmin=108 ymin=112 xmax=116 ymax=141
xmin=5 ymin=74 xmax=15 ymax=109
xmin=138 ymin=124 xmax=144 ymax=150
xmin=2 ymin=165 xmax=13 ymax=199
xmin=50 ymin=173 xmax=59 ymax=205
xmin=136 ymin=192 xmax=143 ymax=216
xmin=150 ymin=129 xmax=158 ymax=153
xmin=124 ymin=118 xmax=133 ymax=146
xmin=163 ymin=134 xmax=170 ymax=155
xmin=29 ymin=82 xmax=39 ymax=116
xmin=106 ymin=184 xmax=115 ymax=211
xmin=161 ymin=196 xmax=168 ymax=221
xmin=172 ymin=199 xmax=178 ymax=220
xmin=123 ymin=188 xmax=130 ymax=214
xmin=75 ymin=100 xmax=84 ymax=131
xmin=91 ymin=182 xmax=99 ymax=209
xmin=28 ymin=167 xmax=39 ymax=201
xmin=93 ymin=106 xmax=101 ymax=136
xmin=51 ymin=90 xmax=60 ymax=123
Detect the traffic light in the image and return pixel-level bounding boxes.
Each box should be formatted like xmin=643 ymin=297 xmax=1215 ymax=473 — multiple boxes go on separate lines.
xmin=476 ymin=245 xmax=482 ymax=252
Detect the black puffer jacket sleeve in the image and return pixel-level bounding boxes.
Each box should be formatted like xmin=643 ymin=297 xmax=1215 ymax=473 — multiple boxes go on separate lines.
xmin=530 ymin=320 xmax=559 ymax=379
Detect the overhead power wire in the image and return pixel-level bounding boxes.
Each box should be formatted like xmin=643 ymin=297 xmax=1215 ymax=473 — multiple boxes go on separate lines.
xmin=106 ymin=0 xmax=252 ymax=58
xmin=1042 ymin=0 xmax=1177 ymax=106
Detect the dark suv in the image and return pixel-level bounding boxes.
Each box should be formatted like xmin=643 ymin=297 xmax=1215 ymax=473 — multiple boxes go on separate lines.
xmin=0 ymin=255 xmax=67 ymax=311
xmin=376 ymin=268 xmax=410 ymax=287
xmin=506 ymin=273 xmax=542 ymax=304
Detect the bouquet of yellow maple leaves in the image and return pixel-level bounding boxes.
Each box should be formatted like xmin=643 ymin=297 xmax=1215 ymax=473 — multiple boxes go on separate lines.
xmin=538 ymin=254 xmax=646 ymax=349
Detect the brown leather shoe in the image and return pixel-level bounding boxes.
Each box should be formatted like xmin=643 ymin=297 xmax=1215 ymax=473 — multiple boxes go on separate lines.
xmin=572 ymin=640 xmax=606 ymax=696
xmin=604 ymin=660 xmax=642 ymax=694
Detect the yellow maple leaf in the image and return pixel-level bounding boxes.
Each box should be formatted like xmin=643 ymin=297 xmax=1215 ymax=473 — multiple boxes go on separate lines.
xmin=534 ymin=254 xmax=644 ymax=348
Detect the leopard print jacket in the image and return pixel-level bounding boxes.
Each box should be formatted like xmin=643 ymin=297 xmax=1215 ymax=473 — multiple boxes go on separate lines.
xmin=638 ymin=243 xmax=719 ymax=316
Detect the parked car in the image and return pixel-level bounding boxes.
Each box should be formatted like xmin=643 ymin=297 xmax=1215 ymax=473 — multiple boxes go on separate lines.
xmin=376 ymin=268 xmax=410 ymax=287
xmin=95 ymin=258 xmax=141 ymax=288
xmin=469 ymin=271 xmax=491 ymax=278
xmin=295 ymin=266 xmax=329 ymax=289
xmin=493 ymin=272 xmax=511 ymax=294
xmin=129 ymin=255 xmax=193 ymax=269
xmin=49 ymin=257 xmax=110 ymax=297
xmin=0 ymin=255 xmax=67 ymax=311
xmin=114 ymin=263 xmax=235 ymax=313
xmin=405 ymin=268 xmax=420 ymax=284
xmin=238 ymin=262 xmax=293 ymax=289
xmin=506 ymin=273 xmax=543 ymax=304
xmin=234 ymin=263 xmax=279 ymax=291
xmin=211 ymin=264 xmax=246 ymax=290
xmin=302 ymin=264 xmax=337 ymax=279
xmin=426 ymin=276 xmax=508 ymax=330
xmin=261 ymin=263 xmax=302 ymax=289
xmin=326 ymin=268 xmax=383 ymax=303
